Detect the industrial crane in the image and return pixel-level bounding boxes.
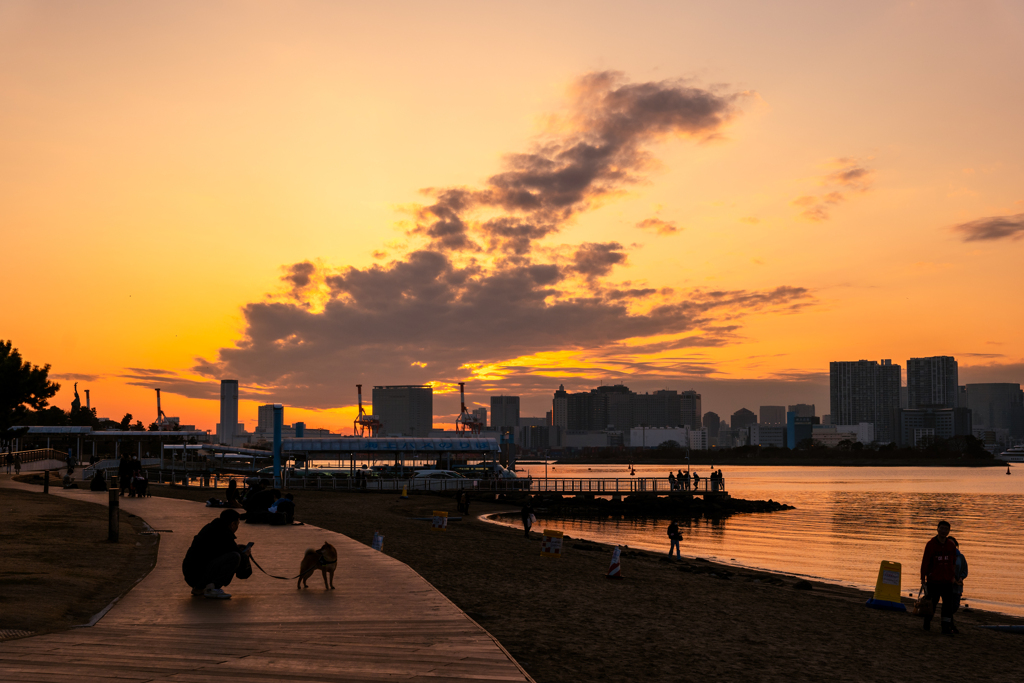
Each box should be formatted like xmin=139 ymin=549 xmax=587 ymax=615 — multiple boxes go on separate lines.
xmin=454 ymin=382 xmax=484 ymax=434
xmin=353 ymin=384 xmax=381 ymax=437
xmin=155 ymin=388 xmax=169 ymax=429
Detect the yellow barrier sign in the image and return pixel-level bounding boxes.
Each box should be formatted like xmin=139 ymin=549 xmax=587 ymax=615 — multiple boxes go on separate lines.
xmin=432 ymin=510 xmax=448 ymax=531
xmin=541 ymin=529 xmax=563 ymax=558
xmin=865 ymin=560 xmax=907 ymax=611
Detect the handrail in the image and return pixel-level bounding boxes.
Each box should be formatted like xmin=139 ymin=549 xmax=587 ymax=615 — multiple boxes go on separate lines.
xmin=5 ymin=448 xmax=68 ymax=464
xmin=281 ymin=476 xmax=726 ymax=495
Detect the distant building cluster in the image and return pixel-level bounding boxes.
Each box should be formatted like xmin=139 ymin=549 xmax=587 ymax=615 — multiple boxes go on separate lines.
xmin=204 ymin=354 xmax=1023 ymax=456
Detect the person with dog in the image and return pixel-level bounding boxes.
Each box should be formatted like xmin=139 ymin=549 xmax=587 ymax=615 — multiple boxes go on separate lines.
xmin=182 ymin=509 xmax=253 ymax=599
xmin=920 ymin=520 xmax=959 ymax=634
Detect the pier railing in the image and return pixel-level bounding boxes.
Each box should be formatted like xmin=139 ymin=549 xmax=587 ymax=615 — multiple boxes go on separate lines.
xmin=283 ymin=475 xmax=726 ymax=495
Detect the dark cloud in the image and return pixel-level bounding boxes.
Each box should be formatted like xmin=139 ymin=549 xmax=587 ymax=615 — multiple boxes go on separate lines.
xmin=51 ymin=372 xmax=102 ymax=382
xmin=953 ymin=213 xmax=1024 ymax=242
xmin=193 ymin=72 xmax=816 ymax=414
xmin=412 ymin=71 xmax=740 ymax=254
xmin=959 ymin=361 xmax=1024 ymax=385
xmin=119 ymin=369 xmax=270 ymax=402
xmin=636 ymin=217 xmax=679 ymax=235
xmin=570 ymin=242 xmax=627 ymax=279
xmin=795 ymin=159 xmax=873 ymax=221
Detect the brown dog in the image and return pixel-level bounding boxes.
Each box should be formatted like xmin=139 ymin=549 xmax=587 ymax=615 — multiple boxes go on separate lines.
xmin=297 ymin=541 xmax=338 ymax=590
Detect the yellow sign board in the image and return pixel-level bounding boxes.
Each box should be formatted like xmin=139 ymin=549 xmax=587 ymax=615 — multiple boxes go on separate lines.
xmin=541 ymin=529 xmax=563 ymax=558
xmin=432 ymin=511 xmax=448 ymax=531
xmin=865 ymin=560 xmax=907 ymax=611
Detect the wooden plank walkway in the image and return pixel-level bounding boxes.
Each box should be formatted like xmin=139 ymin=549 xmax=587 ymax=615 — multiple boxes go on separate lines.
xmin=0 ymin=478 xmax=533 ymax=682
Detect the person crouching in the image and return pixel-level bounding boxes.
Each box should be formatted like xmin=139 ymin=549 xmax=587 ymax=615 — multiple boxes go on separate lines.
xmin=181 ymin=509 xmax=253 ymax=599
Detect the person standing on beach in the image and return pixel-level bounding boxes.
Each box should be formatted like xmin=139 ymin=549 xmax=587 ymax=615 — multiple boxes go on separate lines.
xmin=920 ymin=520 xmax=958 ymax=634
xmin=667 ymin=520 xmax=681 ymax=559
xmin=521 ymin=499 xmax=535 ymax=538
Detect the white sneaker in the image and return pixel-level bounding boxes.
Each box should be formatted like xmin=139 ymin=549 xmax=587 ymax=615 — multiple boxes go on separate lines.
xmin=203 ymin=587 xmax=231 ymax=599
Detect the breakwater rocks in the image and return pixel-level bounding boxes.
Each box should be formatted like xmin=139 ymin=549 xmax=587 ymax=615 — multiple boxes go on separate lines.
xmin=494 ymin=492 xmax=793 ymax=519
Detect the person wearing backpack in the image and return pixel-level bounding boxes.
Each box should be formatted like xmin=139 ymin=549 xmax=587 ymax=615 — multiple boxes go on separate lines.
xmin=667 ymin=519 xmax=681 ymax=560
xmin=949 ymin=537 xmax=968 ymax=635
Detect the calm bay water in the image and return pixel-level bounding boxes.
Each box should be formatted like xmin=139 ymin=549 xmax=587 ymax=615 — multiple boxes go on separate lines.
xmin=499 ymin=464 xmax=1024 ymax=617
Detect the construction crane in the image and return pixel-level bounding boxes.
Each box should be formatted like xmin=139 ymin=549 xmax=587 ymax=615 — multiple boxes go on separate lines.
xmin=455 ymin=382 xmax=484 ymax=434
xmin=155 ymin=388 xmax=168 ymax=429
xmin=353 ymin=384 xmax=381 ymax=437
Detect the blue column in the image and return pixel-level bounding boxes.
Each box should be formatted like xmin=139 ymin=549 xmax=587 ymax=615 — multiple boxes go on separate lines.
xmin=273 ymin=404 xmax=283 ymax=488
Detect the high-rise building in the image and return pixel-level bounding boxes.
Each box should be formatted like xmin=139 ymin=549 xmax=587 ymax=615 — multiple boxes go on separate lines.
xmin=633 ymin=390 xmax=681 ymax=428
xmin=257 ymin=404 xmax=280 ymax=433
xmin=372 ymin=385 xmax=433 ymax=437
xmin=552 ymin=384 xmax=568 ymax=430
xmin=702 ymin=411 xmax=721 ymax=438
xmin=680 ymin=390 xmax=702 ymax=429
xmin=907 ymin=356 xmax=959 ymax=409
xmin=829 ymin=359 xmax=901 ymax=443
xmin=731 ymin=408 xmax=757 ymax=431
xmin=759 ymin=406 xmax=786 ymax=425
xmin=894 ymin=407 xmax=973 ymax=447
xmin=787 ymin=404 xmax=816 ymax=418
xmin=964 ymin=384 xmax=1024 ymax=437
xmin=471 ymin=407 xmax=487 ymax=427
xmin=219 ymin=380 xmax=238 ymax=444
xmin=490 ymin=395 xmax=521 ymax=430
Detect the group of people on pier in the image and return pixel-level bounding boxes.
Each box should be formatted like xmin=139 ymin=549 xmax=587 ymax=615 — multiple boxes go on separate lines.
xmin=667 ymin=469 xmax=725 ymax=492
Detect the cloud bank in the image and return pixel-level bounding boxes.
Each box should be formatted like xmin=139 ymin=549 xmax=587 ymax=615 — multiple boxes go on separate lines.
xmin=793 ymin=158 xmax=874 ymax=221
xmin=186 ymin=72 xmax=814 ymax=411
xmin=954 ymin=213 xmax=1024 ymax=242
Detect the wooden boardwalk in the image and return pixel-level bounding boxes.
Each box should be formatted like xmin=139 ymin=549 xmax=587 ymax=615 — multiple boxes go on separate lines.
xmin=0 ymin=479 xmax=532 ymax=682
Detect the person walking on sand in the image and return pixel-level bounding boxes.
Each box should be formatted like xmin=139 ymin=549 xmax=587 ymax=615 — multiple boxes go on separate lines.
xmin=521 ymin=499 xmax=536 ymax=538
xmin=921 ymin=520 xmax=959 ymax=634
xmin=667 ymin=519 xmax=682 ymax=559
xmin=948 ymin=536 xmax=969 ymax=634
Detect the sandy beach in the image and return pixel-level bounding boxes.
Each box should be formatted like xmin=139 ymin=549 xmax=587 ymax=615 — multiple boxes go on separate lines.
xmin=147 ymin=486 xmax=1024 ymax=682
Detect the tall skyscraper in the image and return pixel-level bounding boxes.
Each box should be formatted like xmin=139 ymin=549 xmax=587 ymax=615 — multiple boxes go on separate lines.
xmin=787 ymin=403 xmax=816 ymax=418
xmin=964 ymin=383 xmax=1024 ymax=437
xmin=829 ymin=359 xmax=901 ymax=443
xmin=219 ymin=380 xmax=238 ymax=444
xmin=552 ymin=385 xmax=568 ymax=429
xmin=702 ymin=411 xmax=721 ymax=438
xmin=372 ymin=385 xmax=433 ymax=437
xmin=759 ymin=406 xmax=786 ymax=425
xmin=490 ymin=395 xmax=521 ymax=430
xmin=680 ymin=390 xmax=702 ymax=429
xmin=907 ymin=356 xmax=959 ymax=409
xmin=731 ymin=408 xmax=757 ymax=430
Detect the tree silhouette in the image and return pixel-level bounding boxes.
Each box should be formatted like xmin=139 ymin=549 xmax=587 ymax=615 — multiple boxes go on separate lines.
xmin=0 ymin=340 xmax=60 ymax=445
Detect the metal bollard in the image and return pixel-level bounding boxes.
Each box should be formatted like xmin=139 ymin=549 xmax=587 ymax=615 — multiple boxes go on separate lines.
xmin=108 ymin=477 xmax=120 ymax=542
xmin=43 ymin=470 xmax=49 ymax=494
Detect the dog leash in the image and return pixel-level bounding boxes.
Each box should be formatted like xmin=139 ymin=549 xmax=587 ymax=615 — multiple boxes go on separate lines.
xmin=248 ymin=553 xmax=301 ymax=581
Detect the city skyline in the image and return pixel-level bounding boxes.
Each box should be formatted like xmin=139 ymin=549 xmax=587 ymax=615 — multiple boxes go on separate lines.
xmin=4 ymin=2 xmax=1023 ymax=433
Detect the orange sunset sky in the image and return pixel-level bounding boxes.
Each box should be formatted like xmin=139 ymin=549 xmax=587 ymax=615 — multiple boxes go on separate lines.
xmin=2 ymin=1 xmax=1022 ymax=433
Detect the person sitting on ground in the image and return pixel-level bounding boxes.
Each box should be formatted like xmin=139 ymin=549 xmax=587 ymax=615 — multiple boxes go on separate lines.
xmin=181 ymin=509 xmax=252 ymax=599
xmin=269 ymin=491 xmax=299 ymax=525
xmin=226 ymin=479 xmax=242 ymax=507
xmin=62 ymin=473 xmax=79 ymax=489
xmin=90 ymin=468 xmax=108 ymax=491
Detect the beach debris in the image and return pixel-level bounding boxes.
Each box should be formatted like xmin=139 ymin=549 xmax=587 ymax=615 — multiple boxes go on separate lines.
xmin=794 ymin=580 xmax=813 ymax=590
xmin=607 ymin=546 xmax=623 ymax=579
xmin=400 ymin=485 xmax=408 ymax=499
xmin=431 ymin=511 xmax=448 ymax=531
xmin=371 ymin=532 xmax=384 ymax=551
xmin=865 ymin=560 xmax=907 ymax=611
xmin=541 ymin=530 xmax=564 ymax=558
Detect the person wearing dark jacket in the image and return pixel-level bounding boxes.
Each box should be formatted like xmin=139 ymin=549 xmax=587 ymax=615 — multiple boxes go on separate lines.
xmin=182 ymin=509 xmax=252 ymax=599
xmin=521 ymin=500 xmax=535 ymax=538
xmin=117 ymin=455 xmax=132 ymax=496
xmin=920 ymin=520 xmax=958 ymax=634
